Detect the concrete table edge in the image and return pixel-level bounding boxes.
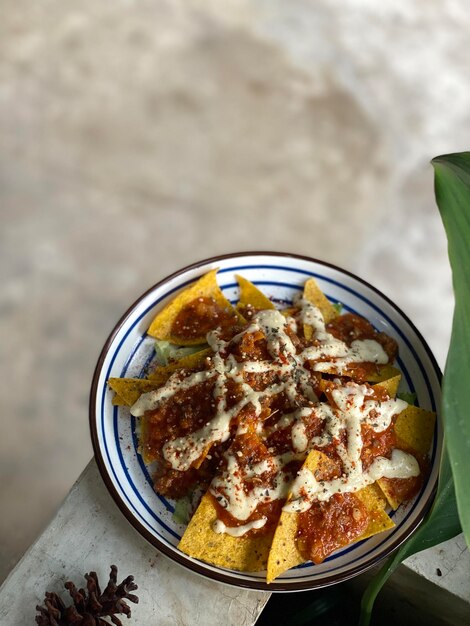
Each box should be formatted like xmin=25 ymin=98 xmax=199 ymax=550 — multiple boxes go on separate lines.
xmin=1 ymin=458 xmax=469 ymax=624
xmin=0 ymin=459 xmax=269 ymax=625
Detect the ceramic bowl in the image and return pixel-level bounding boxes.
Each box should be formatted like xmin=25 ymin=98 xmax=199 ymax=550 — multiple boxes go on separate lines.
xmin=89 ymin=252 xmax=442 ymax=591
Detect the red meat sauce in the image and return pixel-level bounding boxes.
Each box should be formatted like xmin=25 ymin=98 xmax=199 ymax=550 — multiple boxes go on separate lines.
xmin=171 ymin=296 xmax=240 ymax=341
xmin=296 ymin=492 xmax=372 ymax=564
xmin=326 ymin=313 xmax=398 ymax=381
xmin=327 ymin=313 xmax=397 ymax=360
xmin=295 ymin=446 xmax=425 ymax=565
xmin=319 ymin=381 xmax=399 ymax=468
xmin=139 ymin=297 xmax=409 ymax=542
xmin=323 ymin=382 xmax=423 ymax=504
xmin=294 ymin=450 xmax=372 ymax=564
xmin=291 ymin=457 xmax=370 ymax=564
xmin=210 ymin=432 xmax=301 ymax=536
xmin=144 ymin=377 xmax=261 ymax=499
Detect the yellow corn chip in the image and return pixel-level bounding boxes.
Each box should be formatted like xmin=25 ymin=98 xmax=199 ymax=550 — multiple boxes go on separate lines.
xmin=354 ymin=484 xmax=395 ymax=540
xmin=395 ymin=405 xmax=436 ymax=455
xmin=303 ymin=278 xmax=338 ymax=339
xmin=236 ymin=275 xmax=274 ymax=315
xmin=301 ymin=279 xmax=398 ymax=382
xmin=377 ymin=404 xmax=436 ymax=509
xmin=316 ymin=363 xmax=401 ymax=383
xmin=112 ymin=394 xmax=126 ymax=406
xmin=373 ymin=374 xmax=401 ymax=398
xmin=319 ymin=373 xmax=401 ymax=401
xmin=267 ymin=450 xmax=394 ymax=583
xmin=267 ymin=450 xmax=335 ymax=583
xmin=266 ymin=504 xmax=304 ymax=583
xmin=108 ymin=378 xmax=161 ymax=407
xmin=109 ymin=349 xmax=212 ymax=406
xmin=376 ymin=481 xmax=401 ymax=511
xmin=178 ymin=493 xmax=273 ymax=572
xmin=147 ymin=269 xmax=243 ymax=345
xmin=147 ymin=348 xmax=212 ymax=383
xmin=367 ymin=364 xmax=402 ymax=384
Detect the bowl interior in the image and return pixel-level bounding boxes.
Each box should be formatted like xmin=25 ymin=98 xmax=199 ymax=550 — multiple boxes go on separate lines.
xmin=90 ymin=253 xmax=442 ymax=591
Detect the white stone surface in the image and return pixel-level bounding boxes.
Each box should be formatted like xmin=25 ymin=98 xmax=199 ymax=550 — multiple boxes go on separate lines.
xmin=405 ymin=534 xmax=470 ymax=605
xmin=0 ymin=461 xmax=269 ymax=625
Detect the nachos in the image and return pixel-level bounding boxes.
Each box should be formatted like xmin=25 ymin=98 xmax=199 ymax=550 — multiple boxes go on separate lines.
xmin=108 ymin=270 xmax=435 ymax=581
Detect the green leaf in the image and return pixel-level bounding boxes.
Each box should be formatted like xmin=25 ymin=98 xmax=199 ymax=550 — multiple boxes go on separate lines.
xmin=433 ymin=152 xmax=470 ymax=547
xmin=172 ymin=496 xmax=192 ymax=525
xmin=154 ymin=340 xmax=204 ymax=366
xmin=396 ymin=391 xmax=417 ymax=406
xmin=359 ymin=151 xmax=470 ymax=624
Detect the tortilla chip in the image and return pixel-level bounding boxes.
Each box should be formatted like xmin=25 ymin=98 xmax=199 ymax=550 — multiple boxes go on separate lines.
xmin=301 ymin=279 xmax=399 ymax=379
xmin=178 ymin=493 xmax=273 ymax=572
xmin=318 ymin=374 xmax=401 ymax=402
xmin=236 ymin=275 xmax=274 ymax=315
xmin=267 ymin=450 xmax=335 ymax=583
xmin=110 ymin=348 xmax=212 ymax=406
xmin=266 ymin=505 xmax=304 ymax=583
xmin=267 ymin=450 xmax=394 ymax=583
xmin=313 ymin=363 xmax=401 ymax=385
xmin=281 ymin=307 xmax=298 ymax=318
xmin=108 ymin=378 xmax=161 ymax=407
xmin=367 ymin=364 xmax=402 ymax=384
xmin=303 ymin=278 xmax=338 ymax=340
xmin=376 ymin=482 xmax=401 ymax=511
xmin=373 ymin=374 xmax=402 ymax=398
xmin=354 ymin=484 xmax=395 ymax=540
xmin=147 ymin=269 xmax=243 ymax=345
xmin=147 ymin=348 xmax=212 ymax=383
xmin=377 ymin=405 xmax=436 ymax=509
xmin=394 ymin=405 xmax=436 ymax=455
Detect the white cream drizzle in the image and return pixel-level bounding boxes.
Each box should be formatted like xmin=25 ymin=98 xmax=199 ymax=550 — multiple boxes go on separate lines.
xmin=266 ymin=407 xmax=315 ymax=453
xmin=212 ymin=517 xmax=267 ymax=537
xmin=131 ymin=308 xmax=321 ymax=469
xmin=299 ymin=299 xmax=389 ymax=373
xmin=210 ymin=451 xmax=304 ymax=521
xmin=283 ymin=383 xmax=416 ymax=513
xmin=130 ymin=303 xmax=394 ymax=470
xmin=131 ymin=369 xmax=215 ymax=417
xmin=129 ymin=298 xmax=414 ymax=532
xmin=284 ymin=449 xmax=420 ymax=513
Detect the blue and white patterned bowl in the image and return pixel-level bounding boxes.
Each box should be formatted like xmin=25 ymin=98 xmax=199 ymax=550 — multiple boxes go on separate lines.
xmin=89 ymin=252 xmax=442 ymax=591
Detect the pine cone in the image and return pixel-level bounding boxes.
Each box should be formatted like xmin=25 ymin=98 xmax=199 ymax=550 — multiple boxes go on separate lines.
xmin=35 ymin=565 xmax=138 ymax=625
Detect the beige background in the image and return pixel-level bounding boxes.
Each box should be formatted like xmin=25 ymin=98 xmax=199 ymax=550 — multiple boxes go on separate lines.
xmin=1 ymin=0 xmax=468 ymax=582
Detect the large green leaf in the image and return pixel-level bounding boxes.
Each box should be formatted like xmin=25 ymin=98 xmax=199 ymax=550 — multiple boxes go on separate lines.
xmin=433 ymin=152 xmax=470 ymax=545
xmin=358 ymin=152 xmax=470 ymax=624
